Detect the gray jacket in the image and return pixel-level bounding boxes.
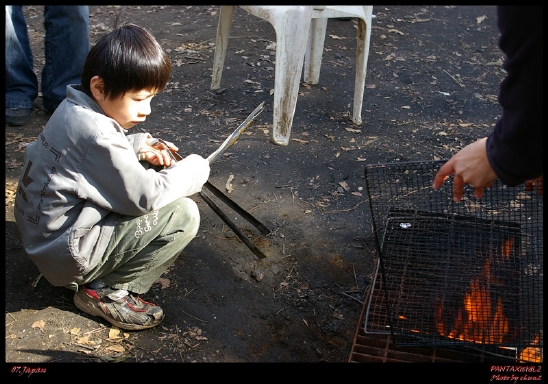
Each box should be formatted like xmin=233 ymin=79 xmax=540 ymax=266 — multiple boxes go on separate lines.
xmin=14 ymin=85 xmax=210 ymax=286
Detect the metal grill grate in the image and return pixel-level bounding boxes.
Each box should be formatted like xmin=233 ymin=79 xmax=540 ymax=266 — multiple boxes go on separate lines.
xmin=362 ymin=160 xmax=543 ymax=362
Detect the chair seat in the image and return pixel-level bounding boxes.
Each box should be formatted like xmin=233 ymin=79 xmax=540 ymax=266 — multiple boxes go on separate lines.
xmin=211 ymin=6 xmax=373 ymax=146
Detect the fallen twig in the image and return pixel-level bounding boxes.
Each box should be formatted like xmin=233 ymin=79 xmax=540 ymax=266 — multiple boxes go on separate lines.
xmin=339 ymin=291 xmax=363 ymax=305
xmin=443 ymin=69 xmax=465 ymax=87
xmin=179 ymin=309 xmax=208 ymax=323
xmin=322 ymin=199 xmax=368 ymax=214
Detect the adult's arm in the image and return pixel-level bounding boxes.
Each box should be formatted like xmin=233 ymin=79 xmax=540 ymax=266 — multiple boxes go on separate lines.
xmin=486 ymin=5 xmax=543 ymax=186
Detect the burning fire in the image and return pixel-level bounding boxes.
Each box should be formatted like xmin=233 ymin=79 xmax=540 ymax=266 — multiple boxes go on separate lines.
xmin=435 ymin=238 xmax=514 ymax=345
xmin=519 ymin=333 xmax=543 ymax=363
xmin=434 ymin=237 xmax=543 ymax=363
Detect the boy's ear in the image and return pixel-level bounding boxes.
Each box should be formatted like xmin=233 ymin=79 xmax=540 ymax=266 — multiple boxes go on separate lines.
xmin=90 ymin=76 xmax=105 ymax=101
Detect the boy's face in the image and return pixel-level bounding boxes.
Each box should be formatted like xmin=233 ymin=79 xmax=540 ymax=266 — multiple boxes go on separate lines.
xmin=99 ymin=89 xmax=157 ymax=129
xmin=90 ymin=77 xmax=157 ymax=129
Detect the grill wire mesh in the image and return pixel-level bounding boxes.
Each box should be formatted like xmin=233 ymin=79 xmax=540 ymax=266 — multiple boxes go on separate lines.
xmin=363 ymin=160 xmax=543 ymax=362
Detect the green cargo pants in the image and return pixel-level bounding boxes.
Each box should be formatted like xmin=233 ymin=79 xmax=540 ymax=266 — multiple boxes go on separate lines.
xmin=68 ymin=196 xmax=200 ymax=294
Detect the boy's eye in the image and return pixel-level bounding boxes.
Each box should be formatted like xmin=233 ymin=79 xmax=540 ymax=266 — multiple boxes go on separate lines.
xmin=134 ymin=95 xmax=155 ymax=102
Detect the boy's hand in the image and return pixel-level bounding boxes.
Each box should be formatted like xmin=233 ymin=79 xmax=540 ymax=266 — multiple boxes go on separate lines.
xmin=139 ymin=139 xmax=179 ymax=167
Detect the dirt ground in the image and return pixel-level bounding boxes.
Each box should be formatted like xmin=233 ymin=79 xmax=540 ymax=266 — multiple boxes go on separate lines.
xmin=5 ymin=4 xmax=514 ymax=373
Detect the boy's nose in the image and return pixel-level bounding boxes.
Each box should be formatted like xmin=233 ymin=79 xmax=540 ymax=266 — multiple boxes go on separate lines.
xmin=139 ymin=102 xmax=152 ymax=116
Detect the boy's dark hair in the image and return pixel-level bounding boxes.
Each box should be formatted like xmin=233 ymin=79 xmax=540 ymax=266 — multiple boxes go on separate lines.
xmin=81 ymin=23 xmax=171 ymax=100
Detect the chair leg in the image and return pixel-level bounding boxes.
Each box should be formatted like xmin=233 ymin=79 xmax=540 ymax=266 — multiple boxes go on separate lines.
xmin=211 ymin=5 xmax=235 ymax=90
xmin=303 ymin=18 xmax=328 ymax=85
xmin=271 ymin=10 xmax=312 ymax=146
xmin=352 ymin=17 xmax=371 ymax=125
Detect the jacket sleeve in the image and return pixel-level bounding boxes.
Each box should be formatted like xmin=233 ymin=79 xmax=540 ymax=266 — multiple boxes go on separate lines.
xmin=77 ymin=130 xmax=210 ymax=216
xmin=486 ymin=6 xmax=543 ymax=186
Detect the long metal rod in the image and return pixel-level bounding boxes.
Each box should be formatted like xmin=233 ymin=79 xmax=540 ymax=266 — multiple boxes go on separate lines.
xmin=207 ymin=101 xmax=265 ymax=164
xmin=203 ymin=181 xmax=271 ymax=236
xmin=199 ymin=189 xmax=267 ymax=260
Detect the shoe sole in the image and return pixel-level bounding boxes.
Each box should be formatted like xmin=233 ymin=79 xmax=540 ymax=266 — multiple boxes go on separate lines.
xmin=6 ymin=119 xmax=30 ymax=127
xmin=74 ymin=290 xmax=164 ymax=331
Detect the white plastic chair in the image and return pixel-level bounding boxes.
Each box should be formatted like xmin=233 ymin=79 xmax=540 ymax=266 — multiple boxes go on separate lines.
xmin=210 ymin=6 xmax=373 ymax=146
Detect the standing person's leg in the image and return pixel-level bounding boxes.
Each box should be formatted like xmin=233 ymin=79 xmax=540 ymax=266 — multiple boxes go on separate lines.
xmin=42 ymin=5 xmax=89 ymax=113
xmin=5 ymin=5 xmax=38 ymax=126
xmin=73 ymin=197 xmax=201 ymax=330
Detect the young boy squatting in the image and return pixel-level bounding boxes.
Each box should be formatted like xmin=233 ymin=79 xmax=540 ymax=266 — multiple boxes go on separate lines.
xmin=14 ymin=23 xmax=210 ymax=330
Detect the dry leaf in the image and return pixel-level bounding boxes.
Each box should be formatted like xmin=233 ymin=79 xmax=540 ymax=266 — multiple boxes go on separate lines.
xmin=226 ymin=174 xmax=234 ymax=194
xmin=516 ymin=192 xmax=531 ymax=200
xmin=338 ymin=181 xmax=349 ymax=191
xmin=70 ymin=327 xmax=81 ymax=335
xmin=351 ymin=192 xmax=363 ymax=196
xmin=109 ymin=328 xmax=122 ymax=339
xmin=345 ymin=128 xmax=361 ymax=133
xmin=154 ymin=277 xmax=170 ymax=289
xmin=329 ymin=34 xmax=342 ymax=40
xmin=32 ymin=320 xmax=45 ymax=332
xmin=362 ymin=138 xmax=378 ymax=146
xmin=105 ymin=344 xmax=125 ymax=353
xmin=17 ymin=142 xmax=29 ymax=151
xmin=365 ymin=84 xmax=376 ymax=89
xmin=76 ymin=335 xmax=96 ymax=345
xmin=476 ymin=15 xmax=487 ymax=24
xmin=292 ymin=138 xmax=309 ymax=144
xmin=401 ymin=105 xmax=411 ymax=109
xmin=458 ymin=123 xmax=473 ymax=127
xmin=357 ymin=157 xmax=367 ymax=162
xmin=387 ymin=28 xmax=404 ymax=35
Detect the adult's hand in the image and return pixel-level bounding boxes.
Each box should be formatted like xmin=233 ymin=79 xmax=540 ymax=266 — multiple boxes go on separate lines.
xmin=432 ymin=138 xmax=498 ymax=202
xmin=525 ymin=175 xmax=543 ymax=195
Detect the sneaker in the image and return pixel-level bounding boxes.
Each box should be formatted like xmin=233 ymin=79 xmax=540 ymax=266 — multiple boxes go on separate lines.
xmin=74 ymin=285 xmax=164 ymax=330
xmin=5 ymin=108 xmax=31 ymax=126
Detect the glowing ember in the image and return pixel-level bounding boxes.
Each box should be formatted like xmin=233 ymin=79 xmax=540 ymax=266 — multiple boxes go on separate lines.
xmin=519 ymin=334 xmax=543 ymax=363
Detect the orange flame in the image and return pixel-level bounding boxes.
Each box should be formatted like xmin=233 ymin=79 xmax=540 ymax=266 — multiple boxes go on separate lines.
xmin=435 ymin=238 xmax=514 ymax=344
xmin=519 ymin=334 xmax=543 ymax=363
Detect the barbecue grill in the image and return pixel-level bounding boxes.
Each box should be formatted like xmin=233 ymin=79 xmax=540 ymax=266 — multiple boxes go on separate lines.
xmin=357 ymin=160 xmax=543 ymax=363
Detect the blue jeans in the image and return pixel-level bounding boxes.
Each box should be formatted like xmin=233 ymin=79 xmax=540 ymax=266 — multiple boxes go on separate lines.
xmin=5 ymin=6 xmax=89 ymax=111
